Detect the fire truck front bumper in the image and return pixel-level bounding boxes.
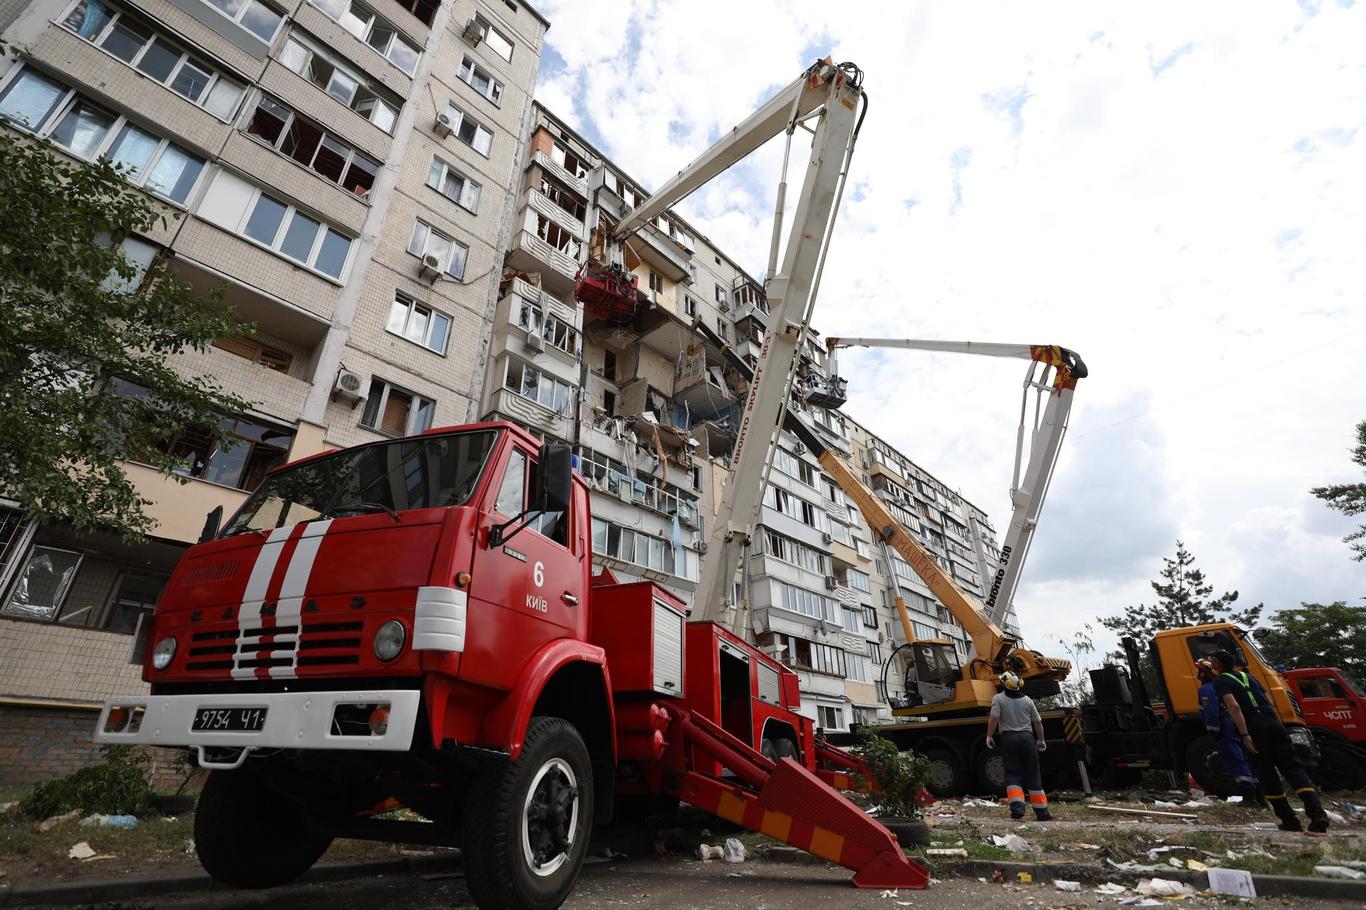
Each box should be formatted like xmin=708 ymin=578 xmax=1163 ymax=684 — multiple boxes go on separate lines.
xmin=93 ymin=689 xmax=422 ymax=762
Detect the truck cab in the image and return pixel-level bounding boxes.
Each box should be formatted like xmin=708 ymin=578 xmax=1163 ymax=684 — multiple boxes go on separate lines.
xmin=1283 ymin=667 xmax=1366 ymax=790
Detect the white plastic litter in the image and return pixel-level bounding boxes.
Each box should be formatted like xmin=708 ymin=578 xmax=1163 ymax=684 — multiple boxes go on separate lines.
xmin=1094 ymin=883 xmax=1128 ymax=895
xmin=1315 ymin=865 xmax=1366 ymax=880
xmin=79 ymin=814 xmax=139 ymax=829
xmin=1224 ymin=795 xmax=1243 ymax=804
xmin=67 ymin=841 xmax=96 ymax=860
xmin=962 ymin=798 xmax=999 ymax=808
xmin=991 ymin=833 xmax=1032 ymax=853
xmin=1207 ymin=867 xmax=1256 ymax=898
xmin=1324 ymin=810 xmax=1348 ymax=825
xmin=1054 ymin=880 xmax=1081 ymax=892
xmin=1139 ymin=878 xmax=1196 ymax=898
xmin=1182 ymin=799 xmax=1213 ymax=808
xmin=697 ymin=844 xmax=725 ymax=861
xmin=1152 ymin=800 xmax=1178 ymax=809
xmin=723 ymin=838 xmax=746 ymax=863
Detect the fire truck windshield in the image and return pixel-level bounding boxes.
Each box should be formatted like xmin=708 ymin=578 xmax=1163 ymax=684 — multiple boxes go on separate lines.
xmin=221 ymin=430 xmax=498 ymax=536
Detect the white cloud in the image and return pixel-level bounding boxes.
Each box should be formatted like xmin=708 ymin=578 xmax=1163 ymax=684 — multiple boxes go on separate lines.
xmin=534 ymin=0 xmax=1366 ymax=659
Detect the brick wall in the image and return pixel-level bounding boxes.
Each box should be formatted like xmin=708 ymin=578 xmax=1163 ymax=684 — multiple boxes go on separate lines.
xmin=0 ymin=705 xmax=186 ymax=791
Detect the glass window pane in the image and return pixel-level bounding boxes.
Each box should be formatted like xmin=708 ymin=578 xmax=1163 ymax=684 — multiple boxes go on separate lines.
xmin=427 ymin=232 xmax=452 ymax=265
xmin=339 ymin=5 xmax=372 ymax=39
xmin=107 ymin=123 xmax=160 ymax=176
xmin=240 ymin=2 xmax=281 ymax=42
xmin=428 ymin=313 xmax=449 ymax=352
xmin=0 ymin=70 xmax=66 ymax=130
xmin=280 ymin=116 xmax=323 ymax=166
xmin=279 ymin=38 xmax=309 ymax=74
xmin=315 ymin=229 xmax=351 ymax=278
xmin=473 ymin=127 xmax=492 ymax=156
xmin=387 ymin=297 xmax=409 ymax=334
xmin=370 ymin=98 xmax=396 ymax=132
xmin=247 ymin=96 xmax=290 ymax=145
xmin=388 ymin=38 xmax=418 ymax=75
xmin=202 ymin=437 xmax=251 ymax=488
xmin=313 ymin=135 xmax=349 ymax=183
xmin=244 ymin=193 xmax=287 ymax=245
xmin=1 ymin=547 xmax=82 ymax=621
xmin=327 ymin=69 xmax=358 ymax=104
xmin=170 ymin=60 xmax=213 ymax=101
xmin=145 ymin=146 xmax=203 ymax=203
xmin=136 ymin=36 xmax=181 ymax=82
xmin=366 ymin=23 xmax=395 ymax=53
xmin=206 ymin=0 xmax=247 ymax=14
xmin=446 ymin=242 xmax=467 ymax=279
xmin=407 ymin=221 xmax=427 ymax=256
xmin=403 ymin=306 xmax=428 ymax=343
xmin=280 ymin=211 xmax=321 ymax=263
xmin=203 ymin=79 xmax=243 ymax=118
xmin=63 ymin=0 xmax=114 ymax=39
xmin=50 ymin=100 xmax=115 ymax=158
xmin=100 ymin=18 xmax=151 ymax=62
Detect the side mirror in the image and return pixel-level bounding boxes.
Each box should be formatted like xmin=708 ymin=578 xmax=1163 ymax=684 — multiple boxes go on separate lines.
xmin=199 ymin=505 xmax=223 ymax=543
xmin=536 ymin=443 xmax=573 ymax=513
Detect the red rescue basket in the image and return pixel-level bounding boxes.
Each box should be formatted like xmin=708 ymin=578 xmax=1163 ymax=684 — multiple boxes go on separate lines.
xmin=574 ymin=261 xmax=639 ymax=323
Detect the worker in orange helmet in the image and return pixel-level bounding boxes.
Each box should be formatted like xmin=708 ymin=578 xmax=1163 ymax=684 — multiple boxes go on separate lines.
xmin=985 ymin=671 xmax=1053 ymax=821
xmin=1195 ymin=659 xmax=1261 ymax=805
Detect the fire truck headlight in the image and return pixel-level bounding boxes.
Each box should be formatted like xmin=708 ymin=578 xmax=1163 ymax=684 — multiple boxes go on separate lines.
xmin=374 ymin=621 xmax=406 ymax=662
xmin=151 ymin=637 xmax=177 ymax=671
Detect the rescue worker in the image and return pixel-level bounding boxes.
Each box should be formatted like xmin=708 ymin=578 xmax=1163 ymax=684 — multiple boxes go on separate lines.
xmin=1209 ymin=650 xmax=1329 ymax=833
xmin=1195 ymin=659 xmax=1261 ymax=804
xmin=985 ymin=671 xmax=1053 ymax=821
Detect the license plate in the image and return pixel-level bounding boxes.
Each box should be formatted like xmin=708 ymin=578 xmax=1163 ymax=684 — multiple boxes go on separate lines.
xmin=192 ymin=707 xmax=267 ymax=732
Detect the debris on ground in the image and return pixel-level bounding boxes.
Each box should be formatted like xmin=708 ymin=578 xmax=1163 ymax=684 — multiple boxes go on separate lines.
xmin=1314 ymin=865 xmax=1366 ymax=880
xmin=696 ymin=844 xmax=725 ymax=861
xmin=79 ymin=813 xmax=138 ymax=829
xmin=1053 ymin=880 xmax=1081 ymax=892
xmin=961 ymin=798 xmax=999 ymax=809
xmin=926 ymin=848 xmax=968 ymax=858
xmin=1016 ymin=871 xmax=1032 ymax=884
xmin=1324 ymin=810 xmax=1349 ymax=825
xmin=35 ymin=808 xmax=82 ymax=833
xmin=722 ymin=838 xmax=746 ymax=863
xmin=0 ymin=801 xmax=19 ymax=815
xmin=67 ymin=842 xmax=97 ymax=861
xmin=1207 ymin=867 xmax=1256 ymax=898
xmin=183 ymin=839 xmax=195 ymax=856
xmin=1138 ymin=877 xmax=1196 ymax=898
xmin=1094 ymin=883 xmax=1128 ymax=895
xmin=991 ymin=833 xmax=1032 ymax=853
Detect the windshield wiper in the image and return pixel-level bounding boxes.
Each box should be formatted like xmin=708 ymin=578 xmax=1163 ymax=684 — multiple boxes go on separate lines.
xmin=328 ymin=501 xmax=401 ymax=522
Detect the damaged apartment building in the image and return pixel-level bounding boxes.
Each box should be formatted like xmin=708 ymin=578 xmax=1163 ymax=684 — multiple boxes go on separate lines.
xmin=482 ymin=103 xmax=1016 ymax=732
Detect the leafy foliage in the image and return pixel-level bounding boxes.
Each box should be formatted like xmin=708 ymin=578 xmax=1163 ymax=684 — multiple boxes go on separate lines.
xmin=21 ymin=746 xmax=153 ymax=818
xmin=851 ymin=727 xmax=931 ymax=819
xmin=1311 ymin=419 xmax=1366 ymax=561
xmin=0 ymin=128 xmax=249 ymax=538
xmin=1100 ymin=541 xmax=1263 ymax=651
xmin=1254 ymin=602 xmax=1366 ymax=680
xmin=1039 ymin=622 xmax=1096 ymax=708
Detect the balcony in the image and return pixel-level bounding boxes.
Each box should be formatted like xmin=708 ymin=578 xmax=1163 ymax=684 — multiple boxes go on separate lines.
xmin=506 ymin=229 xmax=578 ymax=297
xmin=595 ymin=184 xmax=690 ymax=282
xmin=530 ymin=150 xmax=588 ymax=199
xmin=579 ymin=453 xmax=702 ymax=532
xmin=525 ymin=187 xmax=586 ymax=239
xmin=165 ymin=344 xmax=311 ymax=424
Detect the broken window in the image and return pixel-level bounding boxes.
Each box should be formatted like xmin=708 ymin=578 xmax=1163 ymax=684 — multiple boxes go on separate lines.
xmin=427 ymin=155 xmax=481 ymax=211
xmin=539 ymin=175 xmax=585 ymax=221
xmin=1 ymin=546 xmax=82 ymax=621
xmin=361 ymin=378 xmax=435 ymax=436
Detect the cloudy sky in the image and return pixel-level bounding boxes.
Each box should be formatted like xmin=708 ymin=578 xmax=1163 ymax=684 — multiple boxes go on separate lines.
xmin=531 ymin=0 xmax=1366 ymax=662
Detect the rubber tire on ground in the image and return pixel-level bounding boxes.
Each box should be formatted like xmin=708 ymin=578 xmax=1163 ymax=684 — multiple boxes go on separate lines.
xmin=461 ymin=716 xmax=594 ymax=910
xmin=194 ymin=768 xmax=333 ymax=889
xmin=923 ymin=748 xmax=967 ymax=797
xmin=1183 ymin=734 xmax=1237 ymax=796
xmin=973 ymin=748 xmax=1006 ymax=796
xmin=1310 ymin=740 xmax=1366 ymax=792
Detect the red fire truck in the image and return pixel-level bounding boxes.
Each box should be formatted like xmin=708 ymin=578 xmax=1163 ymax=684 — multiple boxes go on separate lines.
xmin=95 ymin=60 xmax=930 ymax=909
xmin=1284 ymin=667 xmax=1366 ymax=791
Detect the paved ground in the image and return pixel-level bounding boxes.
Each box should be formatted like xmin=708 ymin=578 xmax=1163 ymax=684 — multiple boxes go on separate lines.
xmin=32 ymin=856 xmax=1366 ymax=909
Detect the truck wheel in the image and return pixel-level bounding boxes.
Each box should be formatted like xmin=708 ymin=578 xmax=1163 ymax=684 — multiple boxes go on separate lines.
xmin=924 ymin=748 xmax=966 ymax=797
xmin=1183 ymin=735 xmax=1237 ymax=796
xmin=462 ymin=717 xmax=594 ymax=910
xmin=973 ymin=748 xmax=1006 ymax=795
xmin=194 ymin=769 xmax=332 ymax=889
xmin=1311 ymin=741 xmax=1366 ymax=792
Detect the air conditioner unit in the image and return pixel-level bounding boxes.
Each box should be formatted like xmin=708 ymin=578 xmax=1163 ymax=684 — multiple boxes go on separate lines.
xmin=877 ymin=631 xmax=886 ymax=644
xmin=696 ymin=541 xmax=708 ymax=554
xmin=333 ymin=368 xmax=366 ymax=404
xmin=823 ymin=575 xmax=838 ymax=591
xmin=821 ymin=531 xmax=834 ymax=544
xmin=435 ymin=111 xmax=455 ymax=138
xmin=419 ymin=253 xmax=443 ymax=281
xmin=524 ymin=332 xmax=545 ymax=352
xmin=461 ymin=18 xmax=483 ymax=44
xmin=719 ymin=301 xmax=730 ymax=312
xmin=792 ymin=441 xmax=805 ymax=455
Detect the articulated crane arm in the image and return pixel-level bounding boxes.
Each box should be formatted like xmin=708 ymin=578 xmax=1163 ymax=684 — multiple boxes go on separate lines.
xmin=824 ymin=338 xmax=1087 ymax=629
xmin=692 ymin=323 xmax=1071 ymax=686
xmin=587 ymin=59 xmax=866 ymax=624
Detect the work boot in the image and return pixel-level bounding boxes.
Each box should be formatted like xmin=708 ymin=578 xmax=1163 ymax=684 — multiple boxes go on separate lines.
xmin=1299 ymin=789 xmax=1330 ymax=833
xmin=1269 ymin=797 xmax=1301 ymax=831
xmin=1307 ymin=816 xmax=1330 ymax=834
xmin=1010 ymin=803 xmax=1026 ymax=821
xmin=1278 ymin=817 xmax=1304 ymax=832
xmin=1033 ymin=808 xmax=1054 ymax=822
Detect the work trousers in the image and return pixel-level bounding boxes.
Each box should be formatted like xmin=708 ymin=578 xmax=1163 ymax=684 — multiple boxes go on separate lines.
xmin=999 ymin=731 xmax=1048 ymax=817
xmin=1246 ymin=715 xmax=1325 ymax=823
xmin=1213 ymin=719 xmax=1257 ymax=787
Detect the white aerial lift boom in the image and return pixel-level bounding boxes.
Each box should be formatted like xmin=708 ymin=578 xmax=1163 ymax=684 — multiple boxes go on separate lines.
xmin=580 ymin=58 xmax=867 ymax=624
xmin=820 ymin=338 xmax=1088 ymax=628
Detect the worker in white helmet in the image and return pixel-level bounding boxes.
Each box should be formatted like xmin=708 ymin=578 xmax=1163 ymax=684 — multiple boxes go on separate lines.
xmin=985 ymin=671 xmax=1053 ymax=821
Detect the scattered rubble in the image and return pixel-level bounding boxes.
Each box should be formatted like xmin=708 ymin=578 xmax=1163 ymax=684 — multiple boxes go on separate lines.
xmin=35 ymin=808 xmax=82 ymax=833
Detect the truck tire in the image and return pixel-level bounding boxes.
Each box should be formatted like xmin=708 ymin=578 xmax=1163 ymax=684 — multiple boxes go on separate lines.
xmin=194 ymin=769 xmax=332 ymax=889
xmin=973 ymin=748 xmax=1006 ymax=795
xmin=1311 ymin=740 xmax=1366 ymax=792
xmin=1183 ymin=735 xmax=1237 ymax=796
xmin=462 ymin=716 xmax=594 ymax=910
xmin=924 ymin=748 xmax=967 ymax=797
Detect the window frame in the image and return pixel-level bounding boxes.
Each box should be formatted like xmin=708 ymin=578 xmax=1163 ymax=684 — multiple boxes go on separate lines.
xmin=309 ymin=0 xmax=421 ymax=76
xmin=246 ymin=92 xmax=379 ymax=199
xmin=0 ymin=545 xmax=83 ymax=622
xmin=0 ymin=67 xmax=207 ymax=206
xmin=59 ymin=0 xmax=246 ymax=121
xmin=473 ymin=13 xmax=514 ymax=61
xmin=280 ymin=35 xmax=401 ymax=134
xmin=360 ymin=377 xmax=435 ymax=436
xmin=441 ymin=101 xmax=493 ymax=156
xmin=407 ymin=219 xmax=469 ymax=280
xmin=458 ymin=55 xmax=504 ymax=106
xmin=386 ymin=291 xmax=451 ymax=354
xmin=199 ymin=0 xmax=283 ymax=44
xmin=426 ymin=154 xmax=482 ymax=213
xmin=502 ymin=356 xmax=574 ymax=414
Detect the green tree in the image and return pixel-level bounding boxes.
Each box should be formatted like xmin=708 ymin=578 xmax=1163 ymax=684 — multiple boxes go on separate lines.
xmin=1311 ymin=419 xmax=1366 ymax=561
xmin=1254 ymin=602 xmax=1366 ymax=680
xmin=1101 ymin=541 xmax=1263 ymax=645
xmin=0 ymin=128 xmax=248 ymax=538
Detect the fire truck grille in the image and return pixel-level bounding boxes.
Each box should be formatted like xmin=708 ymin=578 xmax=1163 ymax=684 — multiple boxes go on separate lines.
xmin=183 ymin=620 xmax=364 ymax=672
